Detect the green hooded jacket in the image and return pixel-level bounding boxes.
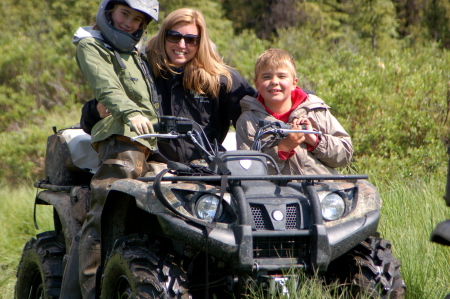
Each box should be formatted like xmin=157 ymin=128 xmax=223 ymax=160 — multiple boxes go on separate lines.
xmin=73 ymin=26 xmax=158 ymax=150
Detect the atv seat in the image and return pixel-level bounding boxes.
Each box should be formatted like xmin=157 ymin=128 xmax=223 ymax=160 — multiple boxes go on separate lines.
xmin=44 ymin=128 xmax=98 ymax=186
xmin=61 ymin=129 xmax=99 ymax=174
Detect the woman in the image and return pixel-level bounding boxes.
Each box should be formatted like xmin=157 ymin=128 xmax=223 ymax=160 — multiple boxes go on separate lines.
xmin=82 ymin=8 xmax=256 ymax=163
xmin=61 ymin=0 xmax=159 ymax=298
xmin=146 ymin=8 xmax=258 ymax=162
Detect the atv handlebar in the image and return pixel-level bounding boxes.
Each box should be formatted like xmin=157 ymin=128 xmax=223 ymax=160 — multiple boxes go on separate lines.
xmin=251 ymin=119 xmax=322 ymax=151
xmin=256 ymin=119 xmax=322 ymax=138
xmin=131 ymin=116 xmax=324 ymax=162
xmin=132 ymin=133 xmax=183 ymax=140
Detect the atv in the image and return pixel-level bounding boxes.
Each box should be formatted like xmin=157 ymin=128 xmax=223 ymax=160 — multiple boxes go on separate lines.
xmin=15 ymin=116 xmax=406 ymax=298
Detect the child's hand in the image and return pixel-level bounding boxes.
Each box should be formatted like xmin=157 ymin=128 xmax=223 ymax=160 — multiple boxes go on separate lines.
xmin=295 ymin=117 xmax=318 ymax=147
xmin=293 ymin=117 xmax=311 ymax=130
xmin=277 ymin=117 xmax=318 ymax=152
xmin=278 ymin=119 xmax=306 ymax=152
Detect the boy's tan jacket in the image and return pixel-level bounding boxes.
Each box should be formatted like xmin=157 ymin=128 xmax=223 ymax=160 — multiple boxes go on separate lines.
xmin=236 ymin=94 xmax=353 ymax=175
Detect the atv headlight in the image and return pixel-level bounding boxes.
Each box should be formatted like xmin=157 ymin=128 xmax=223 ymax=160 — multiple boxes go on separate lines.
xmin=195 ymin=194 xmax=223 ymax=223
xmin=321 ymin=193 xmax=345 ymax=221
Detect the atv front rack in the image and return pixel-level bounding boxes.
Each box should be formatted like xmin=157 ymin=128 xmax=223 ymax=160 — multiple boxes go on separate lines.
xmin=137 ymin=174 xmax=368 ymax=182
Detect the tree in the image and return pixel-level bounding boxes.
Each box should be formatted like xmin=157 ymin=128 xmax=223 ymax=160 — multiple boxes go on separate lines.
xmin=220 ymin=0 xmax=300 ymax=39
xmin=393 ymin=0 xmax=421 ymax=37
xmin=425 ymin=0 xmax=450 ymax=48
xmin=350 ymin=0 xmax=399 ymax=52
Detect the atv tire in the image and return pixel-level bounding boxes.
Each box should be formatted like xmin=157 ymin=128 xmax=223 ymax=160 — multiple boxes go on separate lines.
xmin=15 ymin=231 xmax=65 ymax=299
xmin=325 ymin=235 xmax=406 ymax=299
xmin=100 ymin=234 xmax=190 ymax=299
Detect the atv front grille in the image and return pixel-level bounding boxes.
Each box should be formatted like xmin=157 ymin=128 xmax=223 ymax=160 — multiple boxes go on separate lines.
xmin=285 ymin=204 xmax=298 ymax=229
xmin=251 ymin=205 xmax=272 ymax=230
xmin=253 ymin=236 xmax=305 ymax=258
xmin=250 ymin=203 xmax=299 ymax=230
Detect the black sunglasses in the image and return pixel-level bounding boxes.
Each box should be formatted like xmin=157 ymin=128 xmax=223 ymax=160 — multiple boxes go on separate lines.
xmin=165 ymin=30 xmax=200 ymax=47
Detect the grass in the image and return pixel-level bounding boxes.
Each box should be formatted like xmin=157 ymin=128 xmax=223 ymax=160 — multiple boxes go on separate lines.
xmin=1 ymin=175 xmax=450 ymax=298
xmin=0 ymin=183 xmax=54 ymax=299
xmin=375 ymin=177 xmax=450 ymax=298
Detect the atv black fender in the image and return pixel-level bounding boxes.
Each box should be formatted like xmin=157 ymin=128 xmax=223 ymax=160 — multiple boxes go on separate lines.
xmin=327 ymin=209 xmax=380 ymax=261
xmin=103 ymin=178 xmax=243 ymax=265
xmin=100 ymin=179 xmax=167 ymax=259
xmin=35 ymin=190 xmax=82 ymax=251
xmin=324 ymin=180 xmax=381 ymax=262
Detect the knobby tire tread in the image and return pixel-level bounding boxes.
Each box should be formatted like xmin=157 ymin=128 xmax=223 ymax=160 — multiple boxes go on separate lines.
xmin=326 ymin=235 xmax=406 ymax=299
xmin=100 ymin=234 xmax=190 ymax=299
xmin=15 ymin=231 xmax=65 ymax=299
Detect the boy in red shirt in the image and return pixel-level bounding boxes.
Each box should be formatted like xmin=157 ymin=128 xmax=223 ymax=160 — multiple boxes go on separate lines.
xmin=236 ymin=48 xmax=353 ymax=175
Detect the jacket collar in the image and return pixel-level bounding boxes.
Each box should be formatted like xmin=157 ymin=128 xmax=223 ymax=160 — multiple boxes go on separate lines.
xmin=72 ymin=26 xmax=105 ymax=45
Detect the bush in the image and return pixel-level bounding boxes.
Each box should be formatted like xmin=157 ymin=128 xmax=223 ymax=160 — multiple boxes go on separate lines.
xmin=1 ymin=0 xmax=450 ymax=185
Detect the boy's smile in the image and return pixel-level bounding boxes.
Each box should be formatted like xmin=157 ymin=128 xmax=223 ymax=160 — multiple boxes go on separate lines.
xmin=255 ymin=66 xmax=298 ymax=113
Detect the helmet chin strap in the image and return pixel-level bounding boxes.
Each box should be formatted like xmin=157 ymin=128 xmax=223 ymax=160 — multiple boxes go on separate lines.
xmin=114 ymin=50 xmax=127 ymax=69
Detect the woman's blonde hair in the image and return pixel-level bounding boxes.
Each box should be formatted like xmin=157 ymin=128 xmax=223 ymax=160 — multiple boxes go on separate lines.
xmin=254 ymin=48 xmax=297 ymax=80
xmin=146 ymin=8 xmax=232 ymax=97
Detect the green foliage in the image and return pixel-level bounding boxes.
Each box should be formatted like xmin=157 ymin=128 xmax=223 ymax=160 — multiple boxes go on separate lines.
xmin=221 ymin=29 xmax=269 ymax=81
xmin=1 ymin=0 xmax=450 ymax=186
xmin=219 ymin=0 xmax=267 ymax=35
xmin=0 ymin=106 xmax=83 ymax=185
xmin=425 ymin=0 xmax=450 ymax=48
xmin=350 ymin=0 xmax=399 ymax=53
xmin=294 ymin=1 xmax=356 ymax=44
xmin=0 ymin=0 xmax=94 ymax=132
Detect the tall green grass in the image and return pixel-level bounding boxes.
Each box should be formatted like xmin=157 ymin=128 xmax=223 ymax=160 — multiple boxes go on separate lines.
xmin=1 ymin=176 xmax=450 ymax=298
xmin=0 ymin=106 xmax=81 ymax=299
xmin=0 ymin=184 xmax=54 ymax=299
xmin=0 ymin=103 xmax=84 ymax=186
xmin=375 ymin=176 xmax=450 ymax=298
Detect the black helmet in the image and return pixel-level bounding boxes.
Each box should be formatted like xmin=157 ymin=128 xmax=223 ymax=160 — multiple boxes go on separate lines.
xmin=96 ymin=0 xmax=159 ymax=53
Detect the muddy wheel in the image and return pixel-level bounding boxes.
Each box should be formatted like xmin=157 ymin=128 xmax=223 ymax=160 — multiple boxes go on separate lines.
xmin=100 ymin=234 xmax=191 ymax=299
xmin=15 ymin=231 xmax=65 ymax=299
xmin=325 ymin=235 xmax=406 ymax=299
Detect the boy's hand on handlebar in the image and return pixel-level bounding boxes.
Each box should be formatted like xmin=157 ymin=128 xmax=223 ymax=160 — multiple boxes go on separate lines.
xmin=127 ymin=115 xmax=153 ymax=135
xmin=294 ymin=117 xmax=318 ymax=147
xmin=278 ymin=121 xmax=305 ymax=152
xmin=278 ymin=117 xmax=318 ymax=152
